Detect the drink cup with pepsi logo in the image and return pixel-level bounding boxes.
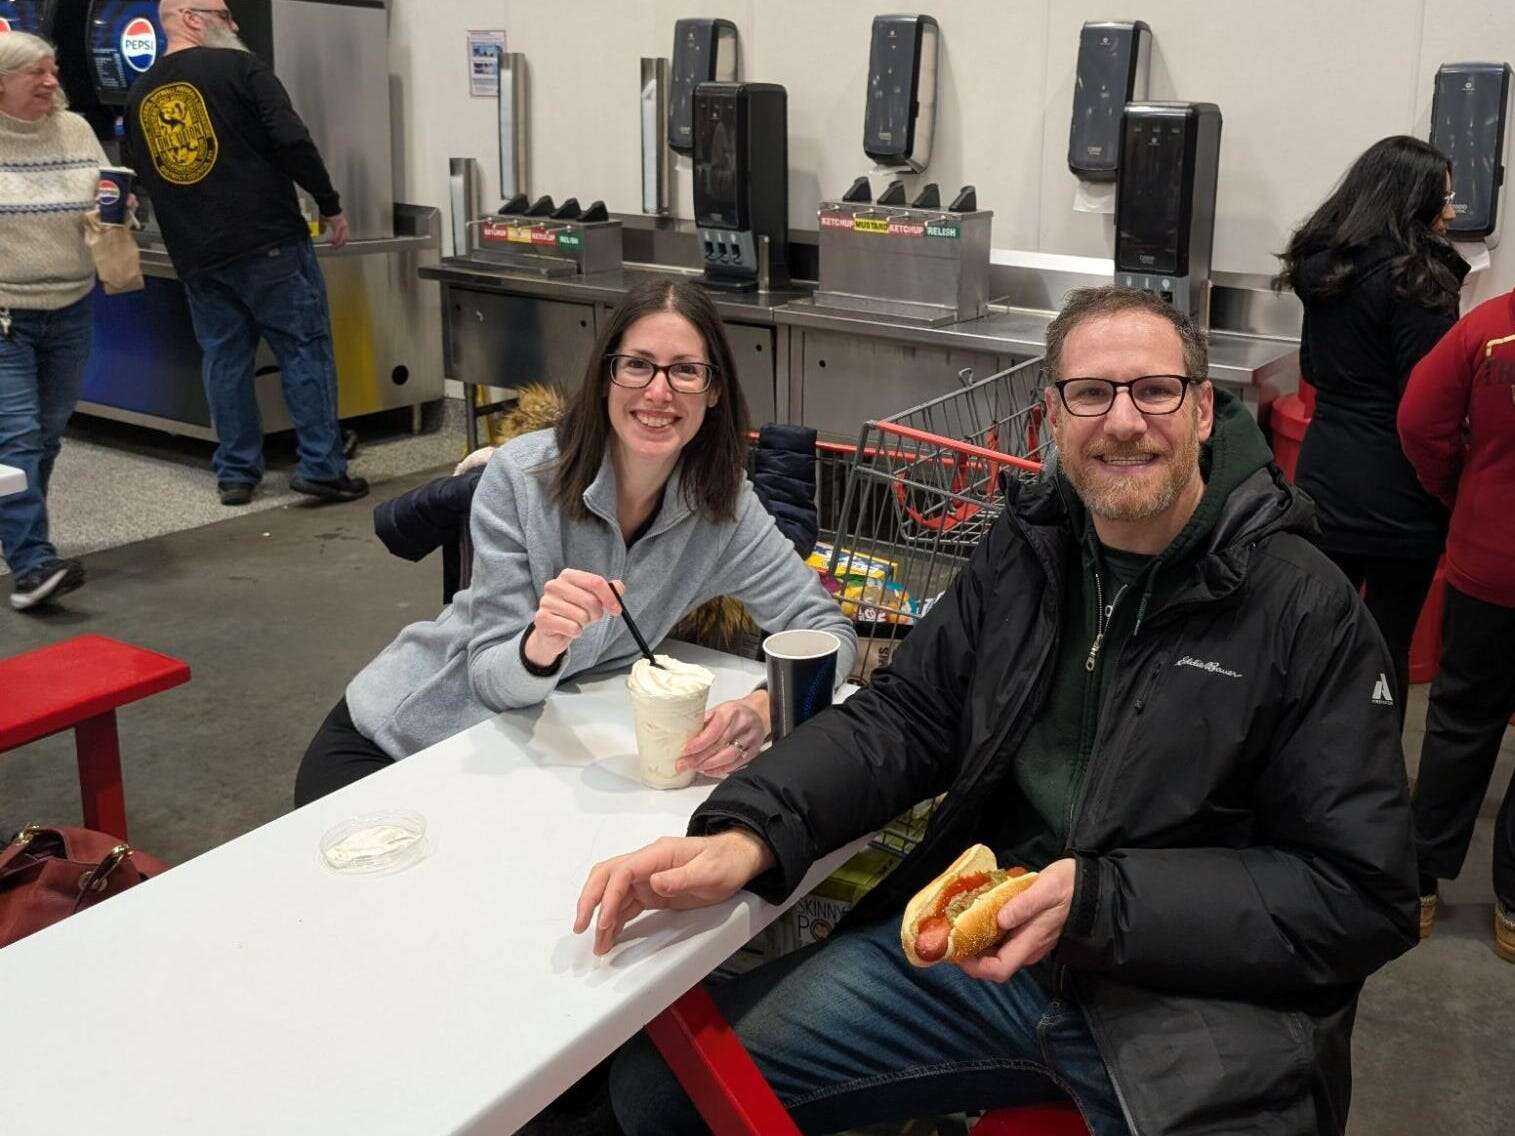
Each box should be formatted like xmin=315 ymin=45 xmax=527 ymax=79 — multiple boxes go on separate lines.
xmin=97 ymin=167 xmax=135 ymax=226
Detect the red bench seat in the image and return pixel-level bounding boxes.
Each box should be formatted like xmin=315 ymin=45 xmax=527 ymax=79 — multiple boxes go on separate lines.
xmin=0 ymin=634 xmax=190 ymax=840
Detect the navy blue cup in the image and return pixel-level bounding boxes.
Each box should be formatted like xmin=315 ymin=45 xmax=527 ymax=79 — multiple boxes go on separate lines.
xmin=764 ymin=629 xmax=841 ymax=742
xmin=97 ymin=166 xmax=134 ymax=225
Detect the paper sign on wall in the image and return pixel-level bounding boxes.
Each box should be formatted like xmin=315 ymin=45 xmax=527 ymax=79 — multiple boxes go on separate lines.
xmin=468 ymin=30 xmax=507 ymax=98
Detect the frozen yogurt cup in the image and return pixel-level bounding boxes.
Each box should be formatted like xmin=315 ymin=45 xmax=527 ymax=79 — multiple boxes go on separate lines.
xmin=627 ymin=655 xmax=714 ymax=789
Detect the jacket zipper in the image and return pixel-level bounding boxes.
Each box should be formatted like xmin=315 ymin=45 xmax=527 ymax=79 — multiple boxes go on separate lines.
xmin=1083 ymin=572 xmax=1129 ymax=672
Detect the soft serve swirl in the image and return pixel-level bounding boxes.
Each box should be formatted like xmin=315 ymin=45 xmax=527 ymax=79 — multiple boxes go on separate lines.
xmin=628 ymin=655 xmax=714 ymax=698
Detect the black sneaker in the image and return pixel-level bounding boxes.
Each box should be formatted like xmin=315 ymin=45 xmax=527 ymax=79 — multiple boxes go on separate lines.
xmin=219 ymin=481 xmax=255 ymax=506
xmin=290 ymin=473 xmax=369 ymax=502
xmin=9 ymin=558 xmax=85 ymax=611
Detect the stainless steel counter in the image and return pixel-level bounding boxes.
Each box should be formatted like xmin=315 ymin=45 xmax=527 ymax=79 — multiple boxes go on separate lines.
xmin=139 ymin=234 xmax=441 ymax=280
xmin=79 ymin=205 xmax=446 ymax=440
xmin=423 ymin=251 xmax=1300 ymax=443
xmin=420 ymin=259 xmax=811 ymax=323
xmin=776 ymin=300 xmax=1299 ymax=391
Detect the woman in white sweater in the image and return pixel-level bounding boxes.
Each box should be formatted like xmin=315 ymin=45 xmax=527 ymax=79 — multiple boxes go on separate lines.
xmin=0 ymin=32 xmax=107 ymax=611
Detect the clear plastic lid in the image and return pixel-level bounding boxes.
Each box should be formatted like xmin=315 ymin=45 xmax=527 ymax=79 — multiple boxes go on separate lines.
xmin=318 ymin=810 xmax=430 ymax=877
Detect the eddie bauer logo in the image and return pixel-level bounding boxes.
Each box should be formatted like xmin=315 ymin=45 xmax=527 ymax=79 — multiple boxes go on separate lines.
xmin=1175 ymin=656 xmax=1243 ymax=678
xmin=1371 ymin=673 xmax=1395 ymax=707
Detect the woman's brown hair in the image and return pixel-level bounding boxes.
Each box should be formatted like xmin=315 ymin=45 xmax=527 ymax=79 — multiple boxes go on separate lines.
xmin=551 ymin=278 xmax=751 ymax=523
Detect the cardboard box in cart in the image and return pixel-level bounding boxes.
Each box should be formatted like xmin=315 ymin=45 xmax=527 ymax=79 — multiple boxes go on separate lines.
xmin=774 ymin=847 xmax=903 ymax=951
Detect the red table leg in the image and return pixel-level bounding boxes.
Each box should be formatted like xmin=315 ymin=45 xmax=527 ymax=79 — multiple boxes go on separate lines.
xmin=646 ymin=985 xmax=801 ymax=1136
xmin=74 ymin=710 xmax=128 ymax=841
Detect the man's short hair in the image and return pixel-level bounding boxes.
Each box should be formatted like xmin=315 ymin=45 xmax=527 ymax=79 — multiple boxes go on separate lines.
xmin=1043 ymin=286 xmax=1209 ymax=384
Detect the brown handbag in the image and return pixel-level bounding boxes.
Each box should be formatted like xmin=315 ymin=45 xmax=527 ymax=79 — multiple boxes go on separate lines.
xmin=0 ymin=825 xmax=169 ymax=949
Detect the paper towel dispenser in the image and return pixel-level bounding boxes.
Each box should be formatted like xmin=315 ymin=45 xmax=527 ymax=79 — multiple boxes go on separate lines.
xmin=1115 ymin=102 xmax=1222 ymax=326
xmin=862 ymin=14 xmax=939 ymax=172
xmin=1430 ymin=62 xmax=1512 ymax=241
xmin=669 ymin=18 xmax=738 ymax=156
xmin=1069 ymin=20 xmax=1151 ymax=181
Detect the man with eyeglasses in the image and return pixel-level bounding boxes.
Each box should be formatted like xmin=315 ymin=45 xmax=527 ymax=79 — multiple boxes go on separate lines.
xmin=120 ymin=0 xmax=366 ymax=507
xmin=566 ymin=286 xmax=1417 ymax=1136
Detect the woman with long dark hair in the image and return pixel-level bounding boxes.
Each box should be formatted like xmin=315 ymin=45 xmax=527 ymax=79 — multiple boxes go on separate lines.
xmin=295 ymin=278 xmax=855 ymax=803
xmin=1273 ymin=134 xmax=1465 ymax=711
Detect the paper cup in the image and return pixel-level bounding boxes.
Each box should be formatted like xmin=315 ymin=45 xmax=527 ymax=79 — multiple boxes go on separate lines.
xmin=764 ymin=629 xmax=840 ymax=742
xmin=628 ymin=681 xmax=710 ymax=789
xmin=97 ymin=166 xmax=134 ymax=226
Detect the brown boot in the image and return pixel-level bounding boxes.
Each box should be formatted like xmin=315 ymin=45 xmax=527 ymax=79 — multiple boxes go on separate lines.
xmin=1495 ymin=902 xmax=1515 ymax=963
xmin=1420 ymin=892 xmax=1438 ymax=939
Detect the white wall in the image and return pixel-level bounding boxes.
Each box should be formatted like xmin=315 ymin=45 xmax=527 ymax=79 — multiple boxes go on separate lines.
xmin=389 ymin=0 xmax=1515 ymax=301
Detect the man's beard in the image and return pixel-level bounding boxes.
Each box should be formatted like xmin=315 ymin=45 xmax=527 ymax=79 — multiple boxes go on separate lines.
xmin=1054 ymin=406 xmax=1202 ymax=523
xmin=201 ymin=25 xmax=251 ymax=52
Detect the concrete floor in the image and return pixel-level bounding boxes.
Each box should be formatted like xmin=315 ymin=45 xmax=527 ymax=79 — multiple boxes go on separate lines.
xmin=2 ymin=474 xmax=1511 ymax=1135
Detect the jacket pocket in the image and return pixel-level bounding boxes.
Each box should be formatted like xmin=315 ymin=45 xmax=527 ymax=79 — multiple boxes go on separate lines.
xmin=1085 ymin=978 xmax=1318 ymax=1135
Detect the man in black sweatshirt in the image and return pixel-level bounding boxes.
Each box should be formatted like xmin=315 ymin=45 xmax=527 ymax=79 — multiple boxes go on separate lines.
xmin=122 ymin=0 xmax=366 ymax=507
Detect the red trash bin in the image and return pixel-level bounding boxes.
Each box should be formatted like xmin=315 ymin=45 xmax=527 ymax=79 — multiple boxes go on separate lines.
xmin=1270 ymin=393 xmax=1311 ymax=483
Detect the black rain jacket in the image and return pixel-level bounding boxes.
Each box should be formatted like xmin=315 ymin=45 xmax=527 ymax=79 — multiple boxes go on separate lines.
xmin=691 ymin=399 xmax=1419 ymax=1135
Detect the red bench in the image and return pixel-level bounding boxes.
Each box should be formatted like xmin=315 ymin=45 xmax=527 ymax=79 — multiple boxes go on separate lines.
xmin=0 ymin=634 xmax=190 ymax=841
xmin=649 ymin=986 xmax=1088 ymax=1135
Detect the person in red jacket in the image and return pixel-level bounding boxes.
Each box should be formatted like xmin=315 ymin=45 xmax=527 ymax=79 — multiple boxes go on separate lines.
xmin=1398 ymin=289 xmax=1515 ymax=962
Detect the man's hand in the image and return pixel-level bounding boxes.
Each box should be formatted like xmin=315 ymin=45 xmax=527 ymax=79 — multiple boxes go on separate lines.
xmin=322 ymin=212 xmax=350 ymax=249
xmin=677 ymin=690 xmax=770 ymax=777
xmin=574 ymin=830 xmax=776 ymax=956
xmin=958 ymin=858 xmax=1077 ymax=983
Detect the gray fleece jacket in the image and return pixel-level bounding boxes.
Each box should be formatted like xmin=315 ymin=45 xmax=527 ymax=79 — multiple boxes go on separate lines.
xmin=347 ymin=429 xmax=858 ymax=758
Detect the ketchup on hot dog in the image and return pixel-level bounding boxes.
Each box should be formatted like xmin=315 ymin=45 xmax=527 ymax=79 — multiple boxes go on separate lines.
xmin=912 ymin=866 xmax=1029 ymax=963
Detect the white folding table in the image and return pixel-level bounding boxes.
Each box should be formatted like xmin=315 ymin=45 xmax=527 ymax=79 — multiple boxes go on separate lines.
xmin=0 ymin=641 xmax=865 ymax=1133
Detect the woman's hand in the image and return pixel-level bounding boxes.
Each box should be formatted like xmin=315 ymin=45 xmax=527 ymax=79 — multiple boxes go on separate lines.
xmin=677 ymin=689 xmax=771 ymax=777
xmin=523 ymin=569 xmax=623 ymax=669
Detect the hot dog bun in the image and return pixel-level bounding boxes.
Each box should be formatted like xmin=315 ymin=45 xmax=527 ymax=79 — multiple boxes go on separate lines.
xmin=900 ymin=844 xmax=1040 ymax=968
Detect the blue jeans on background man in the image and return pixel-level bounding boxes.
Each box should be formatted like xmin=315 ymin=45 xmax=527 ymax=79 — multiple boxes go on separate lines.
xmin=181 ymin=239 xmax=347 ymax=488
xmin=0 ymin=297 xmax=93 ymax=576
xmin=610 ymin=919 xmax=1130 ymax=1135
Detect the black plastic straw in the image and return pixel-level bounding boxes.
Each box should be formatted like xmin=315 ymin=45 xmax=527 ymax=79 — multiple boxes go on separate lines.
xmin=612 ymin=583 xmax=662 ymax=668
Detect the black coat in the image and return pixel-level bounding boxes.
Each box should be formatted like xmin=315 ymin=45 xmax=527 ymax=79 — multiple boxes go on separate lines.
xmin=751 ymin=424 xmax=820 ymax=557
xmin=1293 ymin=238 xmax=1465 ymax=559
xmin=692 ymin=454 xmax=1418 ymax=1133
xmin=373 ymin=468 xmax=484 ymax=603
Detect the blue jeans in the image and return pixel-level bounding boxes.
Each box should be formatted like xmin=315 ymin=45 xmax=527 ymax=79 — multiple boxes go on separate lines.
xmin=611 ymin=920 xmax=1130 ymax=1135
xmin=0 ymin=296 xmax=93 ymax=575
xmin=182 ymin=240 xmax=346 ymax=486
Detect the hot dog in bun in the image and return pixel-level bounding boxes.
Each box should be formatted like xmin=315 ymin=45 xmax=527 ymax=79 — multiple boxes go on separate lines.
xmin=900 ymin=844 xmax=1039 ymax=967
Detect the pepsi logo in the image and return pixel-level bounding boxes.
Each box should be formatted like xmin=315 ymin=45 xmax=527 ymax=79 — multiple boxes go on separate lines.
xmin=97 ymin=179 xmax=122 ymax=207
xmin=0 ymin=18 xmax=13 ymax=34
xmin=121 ymin=16 xmax=159 ymax=73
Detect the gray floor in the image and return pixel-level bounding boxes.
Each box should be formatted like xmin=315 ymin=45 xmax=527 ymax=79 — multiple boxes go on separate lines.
xmin=2 ymin=399 xmax=466 ymax=574
xmin=1 ymin=460 xmax=1512 ymax=1135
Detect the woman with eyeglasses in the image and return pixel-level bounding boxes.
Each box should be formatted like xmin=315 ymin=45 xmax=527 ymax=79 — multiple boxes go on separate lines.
xmin=0 ymin=32 xmax=110 ymax=611
xmin=294 ymin=278 xmax=856 ymax=804
xmin=1272 ymin=134 xmax=1466 ymax=713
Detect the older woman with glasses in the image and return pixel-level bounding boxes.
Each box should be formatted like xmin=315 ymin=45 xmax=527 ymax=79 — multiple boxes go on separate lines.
xmin=294 ymin=278 xmax=856 ymax=803
xmin=0 ymin=32 xmax=110 ymax=611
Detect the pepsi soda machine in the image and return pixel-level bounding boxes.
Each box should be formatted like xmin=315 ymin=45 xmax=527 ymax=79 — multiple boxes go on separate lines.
xmin=86 ymin=1 xmax=165 ymax=107
xmin=0 ymin=0 xmax=61 ymax=36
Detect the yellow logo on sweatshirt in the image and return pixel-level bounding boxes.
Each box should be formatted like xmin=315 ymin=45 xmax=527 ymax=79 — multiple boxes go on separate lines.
xmin=139 ymin=82 xmax=219 ymax=186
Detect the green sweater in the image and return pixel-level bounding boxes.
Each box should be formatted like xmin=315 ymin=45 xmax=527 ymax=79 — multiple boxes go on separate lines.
xmin=996 ymin=390 xmax=1275 ymax=869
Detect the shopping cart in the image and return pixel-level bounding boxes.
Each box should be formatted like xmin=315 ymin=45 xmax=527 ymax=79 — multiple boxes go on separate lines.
xmin=820 ymin=358 xmax=1049 ymax=686
xmin=742 ymin=363 xmax=1053 ymax=959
